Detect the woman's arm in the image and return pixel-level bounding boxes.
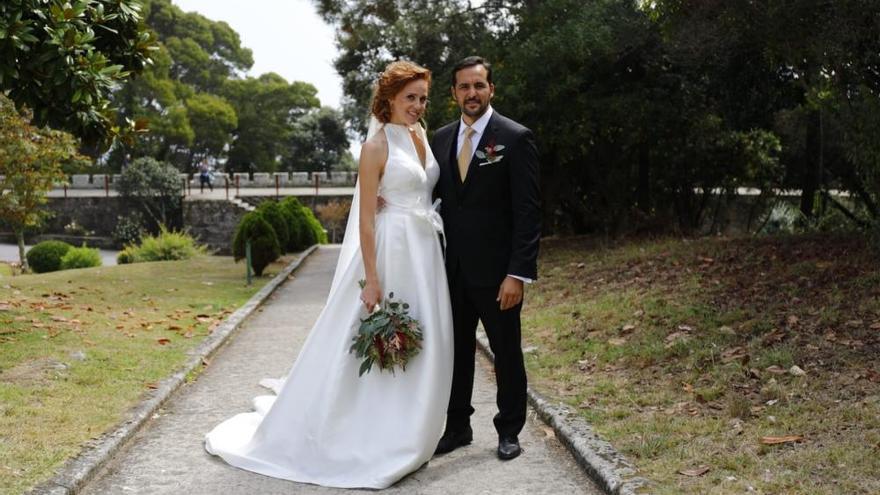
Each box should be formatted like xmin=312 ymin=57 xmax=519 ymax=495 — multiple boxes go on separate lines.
xmin=357 ymin=135 xmax=387 ymax=312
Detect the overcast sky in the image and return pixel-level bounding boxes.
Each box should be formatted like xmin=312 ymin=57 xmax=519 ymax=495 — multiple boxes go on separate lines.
xmin=172 ymin=0 xmax=343 ymax=109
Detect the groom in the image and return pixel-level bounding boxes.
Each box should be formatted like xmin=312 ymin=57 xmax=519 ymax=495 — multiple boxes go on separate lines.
xmin=431 ymin=56 xmax=541 ymax=460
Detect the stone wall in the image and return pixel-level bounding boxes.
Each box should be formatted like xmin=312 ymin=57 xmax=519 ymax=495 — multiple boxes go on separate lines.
xmin=0 ymin=195 xmax=351 ymax=253
xmin=43 ymin=197 xmax=134 ymax=236
xmin=182 ymin=200 xmax=252 ymax=255
xmin=63 ymin=171 xmax=358 ymax=190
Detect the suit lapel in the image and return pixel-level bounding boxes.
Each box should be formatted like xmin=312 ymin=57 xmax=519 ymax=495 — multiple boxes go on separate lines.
xmin=446 ymin=122 xmax=462 ymax=187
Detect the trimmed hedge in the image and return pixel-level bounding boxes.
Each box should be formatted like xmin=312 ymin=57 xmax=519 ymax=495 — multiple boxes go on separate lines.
xmin=256 ymin=200 xmax=291 ymax=251
xmin=279 ymin=197 xmax=328 ymax=250
xmin=232 ymin=212 xmax=281 ymax=276
xmin=26 ymin=240 xmax=73 ymax=273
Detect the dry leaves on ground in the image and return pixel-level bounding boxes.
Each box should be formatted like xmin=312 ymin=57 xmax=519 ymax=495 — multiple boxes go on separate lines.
xmin=759 ymin=435 xmax=804 ymax=445
xmin=678 ymin=465 xmax=711 ymax=477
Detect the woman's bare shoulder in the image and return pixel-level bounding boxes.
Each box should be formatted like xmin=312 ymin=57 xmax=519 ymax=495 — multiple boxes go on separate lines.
xmin=359 ymin=130 xmax=388 ymax=168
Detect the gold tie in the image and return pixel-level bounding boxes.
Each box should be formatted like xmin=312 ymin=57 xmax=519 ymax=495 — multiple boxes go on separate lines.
xmin=458 ymin=126 xmax=475 ymax=182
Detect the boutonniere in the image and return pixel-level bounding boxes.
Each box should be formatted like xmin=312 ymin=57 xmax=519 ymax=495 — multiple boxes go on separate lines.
xmin=475 ymin=139 xmax=506 ymax=166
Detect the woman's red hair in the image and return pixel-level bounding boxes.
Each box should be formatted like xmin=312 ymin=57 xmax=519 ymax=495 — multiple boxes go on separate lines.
xmin=370 ymin=61 xmax=432 ymax=124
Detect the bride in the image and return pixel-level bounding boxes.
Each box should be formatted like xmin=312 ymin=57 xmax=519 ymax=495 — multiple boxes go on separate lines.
xmin=204 ymin=61 xmax=454 ymax=489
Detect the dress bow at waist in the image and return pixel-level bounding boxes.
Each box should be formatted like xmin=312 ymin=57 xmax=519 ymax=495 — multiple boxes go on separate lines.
xmin=381 ymin=198 xmax=445 ymax=251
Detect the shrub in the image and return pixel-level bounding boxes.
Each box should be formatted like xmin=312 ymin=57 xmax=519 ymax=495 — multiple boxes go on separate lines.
xmin=117 ymin=228 xmax=205 ymax=264
xmin=256 ymin=200 xmax=290 ymax=251
xmin=232 ymin=212 xmax=281 ymax=276
xmin=116 ymin=157 xmax=183 ymax=230
xmin=316 ymin=199 xmax=350 ymax=243
xmin=60 ymin=245 xmax=102 ymax=270
xmin=280 ymin=197 xmax=306 ymax=250
xmin=301 ymin=206 xmax=329 ymax=244
xmin=112 ymin=213 xmax=145 ymax=248
xmin=117 ymin=245 xmax=138 ymax=265
xmin=26 ymin=240 xmax=73 ymax=273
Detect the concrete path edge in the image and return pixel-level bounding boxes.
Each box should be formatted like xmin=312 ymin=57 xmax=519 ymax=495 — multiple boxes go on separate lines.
xmin=475 ymin=332 xmax=651 ymax=495
xmin=28 ymin=245 xmax=320 ymax=495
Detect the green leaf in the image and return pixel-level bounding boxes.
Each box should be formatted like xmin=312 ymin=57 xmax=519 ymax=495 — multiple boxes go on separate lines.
xmin=359 ymin=359 xmax=372 ymax=376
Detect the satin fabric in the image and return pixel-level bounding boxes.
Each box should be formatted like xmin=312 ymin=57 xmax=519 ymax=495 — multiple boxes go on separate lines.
xmin=205 ymin=123 xmax=453 ymax=488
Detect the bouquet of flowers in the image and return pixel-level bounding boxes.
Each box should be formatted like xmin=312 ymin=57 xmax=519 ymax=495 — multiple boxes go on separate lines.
xmin=350 ymin=280 xmax=424 ymax=376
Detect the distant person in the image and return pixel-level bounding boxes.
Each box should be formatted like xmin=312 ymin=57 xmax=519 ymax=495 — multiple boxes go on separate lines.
xmin=198 ymin=160 xmax=213 ymax=193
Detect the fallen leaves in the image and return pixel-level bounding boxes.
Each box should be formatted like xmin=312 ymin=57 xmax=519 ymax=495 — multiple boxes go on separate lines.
xmin=678 ymin=465 xmax=710 ymax=477
xmin=156 ymin=338 xmax=171 ymax=345
xmin=765 ymin=365 xmax=787 ymax=375
xmin=665 ymin=329 xmax=691 ymax=348
xmin=540 ymin=425 xmax=556 ymax=439
xmin=788 ymin=365 xmax=806 ymax=377
xmin=761 ymin=328 xmax=787 ymax=346
xmin=760 ymin=435 xmax=804 ymax=445
xmin=721 ymin=346 xmax=748 ymax=363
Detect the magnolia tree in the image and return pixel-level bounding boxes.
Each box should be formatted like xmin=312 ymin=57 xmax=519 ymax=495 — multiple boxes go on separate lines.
xmin=0 ymin=0 xmax=155 ymax=150
xmin=0 ymin=97 xmax=84 ymax=271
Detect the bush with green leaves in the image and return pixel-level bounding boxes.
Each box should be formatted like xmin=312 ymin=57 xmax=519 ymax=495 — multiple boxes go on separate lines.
xmin=256 ymin=200 xmax=291 ymax=251
xmin=279 ymin=197 xmax=307 ymax=250
xmin=301 ymin=205 xmax=329 ymax=244
xmin=116 ymin=157 xmax=183 ymax=231
xmin=26 ymin=240 xmax=73 ymax=273
xmin=116 ymin=228 xmax=205 ymax=264
xmin=116 ymin=245 xmax=138 ymax=265
xmin=279 ymin=197 xmax=327 ymax=250
xmin=112 ymin=213 xmax=146 ymax=248
xmin=60 ymin=246 xmax=102 ymax=270
xmin=232 ymin=212 xmax=281 ymax=276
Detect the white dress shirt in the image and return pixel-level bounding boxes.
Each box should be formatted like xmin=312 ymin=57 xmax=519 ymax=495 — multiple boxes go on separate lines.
xmin=456 ymin=106 xmax=532 ymax=285
xmin=456 ymin=105 xmax=494 ymax=159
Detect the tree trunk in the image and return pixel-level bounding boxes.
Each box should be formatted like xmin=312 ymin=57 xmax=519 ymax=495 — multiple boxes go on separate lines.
xmin=636 ymin=145 xmax=651 ymax=214
xmin=799 ymin=108 xmax=822 ymax=218
xmin=16 ymin=229 xmax=28 ymax=273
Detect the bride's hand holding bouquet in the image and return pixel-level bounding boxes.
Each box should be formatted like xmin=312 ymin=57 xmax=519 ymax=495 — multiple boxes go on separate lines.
xmin=359 ymin=278 xmax=383 ymax=313
xmin=351 ymin=280 xmax=424 ymax=376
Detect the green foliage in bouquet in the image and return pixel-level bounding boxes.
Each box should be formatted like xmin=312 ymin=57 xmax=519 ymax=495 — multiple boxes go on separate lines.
xmin=350 ymin=281 xmax=423 ymax=376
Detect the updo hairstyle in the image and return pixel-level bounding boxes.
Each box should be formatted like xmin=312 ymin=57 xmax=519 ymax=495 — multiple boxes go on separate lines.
xmin=370 ymin=61 xmax=432 ymax=124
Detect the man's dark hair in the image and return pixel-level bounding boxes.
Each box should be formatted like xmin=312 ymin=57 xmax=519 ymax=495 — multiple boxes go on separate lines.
xmin=451 ymin=56 xmax=493 ymax=87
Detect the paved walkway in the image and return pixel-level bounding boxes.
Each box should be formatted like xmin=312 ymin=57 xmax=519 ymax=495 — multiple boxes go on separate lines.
xmin=80 ymin=247 xmax=601 ymax=495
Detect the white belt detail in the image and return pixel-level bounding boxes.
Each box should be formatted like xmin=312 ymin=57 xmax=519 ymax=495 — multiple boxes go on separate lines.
xmin=382 ymin=198 xmax=446 ymax=252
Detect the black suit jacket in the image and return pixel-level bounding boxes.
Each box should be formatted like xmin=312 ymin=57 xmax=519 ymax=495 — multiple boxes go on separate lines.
xmin=431 ymin=110 xmax=541 ymax=287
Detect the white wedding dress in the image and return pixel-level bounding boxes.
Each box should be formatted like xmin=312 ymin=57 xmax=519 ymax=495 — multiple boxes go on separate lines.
xmin=204 ymin=122 xmax=454 ymax=488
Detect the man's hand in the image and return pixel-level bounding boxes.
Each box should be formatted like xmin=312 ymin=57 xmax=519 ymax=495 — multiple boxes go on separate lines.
xmin=496 ymin=276 xmax=524 ymax=311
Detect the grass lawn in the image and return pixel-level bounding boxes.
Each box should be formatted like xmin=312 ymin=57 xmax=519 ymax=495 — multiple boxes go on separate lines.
xmin=0 ymin=255 xmax=295 ymax=495
xmin=522 ymin=234 xmax=880 ymax=494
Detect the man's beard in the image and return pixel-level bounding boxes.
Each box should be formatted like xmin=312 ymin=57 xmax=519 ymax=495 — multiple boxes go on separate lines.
xmin=461 ymin=98 xmax=488 ymax=118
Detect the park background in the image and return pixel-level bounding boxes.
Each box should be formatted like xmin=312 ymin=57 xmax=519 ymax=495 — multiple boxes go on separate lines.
xmin=2 ymin=1 xmax=880 ymax=494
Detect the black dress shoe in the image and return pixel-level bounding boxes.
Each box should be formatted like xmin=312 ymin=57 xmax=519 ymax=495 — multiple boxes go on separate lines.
xmin=497 ymin=436 xmax=521 ymax=460
xmin=434 ymin=426 xmax=473 ymax=454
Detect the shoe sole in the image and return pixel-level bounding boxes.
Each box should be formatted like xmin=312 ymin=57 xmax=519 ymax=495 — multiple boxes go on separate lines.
xmin=497 ymin=449 xmax=521 ymax=460
xmin=434 ymin=435 xmax=473 ymax=455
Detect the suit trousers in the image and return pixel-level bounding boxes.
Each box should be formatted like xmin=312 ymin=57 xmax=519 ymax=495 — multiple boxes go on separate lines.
xmin=446 ymin=265 xmax=528 ymax=439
